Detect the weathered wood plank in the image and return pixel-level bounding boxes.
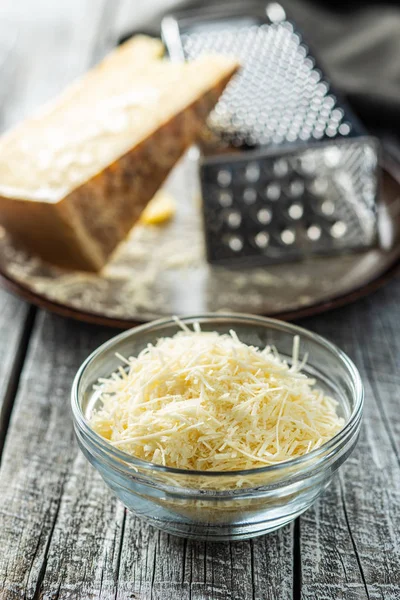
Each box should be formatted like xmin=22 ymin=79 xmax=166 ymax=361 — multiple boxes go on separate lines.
xmin=0 ymin=291 xmax=32 ymax=459
xmin=0 ymin=312 xmax=118 ymax=600
xmin=298 ymin=277 xmax=400 ymax=600
xmin=0 ymin=307 xmax=294 ymax=600
xmin=107 ymin=10 xmax=293 ymax=598
xmin=1 ymin=0 xmax=400 ymax=598
xmin=250 ymin=528 xmax=294 ymax=600
xmin=0 ymin=2 xmax=126 ymax=597
xmin=0 ymin=0 xmax=116 ymax=470
xmin=0 ymin=0 xmax=37 ymax=458
xmin=37 ymin=451 xmax=126 ymax=599
xmin=114 ymin=520 xmax=293 ymax=599
xmin=356 ymin=281 xmax=400 ymax=461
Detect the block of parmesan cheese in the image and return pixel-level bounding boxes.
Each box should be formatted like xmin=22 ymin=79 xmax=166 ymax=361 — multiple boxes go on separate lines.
xmin=0 ymin=36 xmax=238 ymax=271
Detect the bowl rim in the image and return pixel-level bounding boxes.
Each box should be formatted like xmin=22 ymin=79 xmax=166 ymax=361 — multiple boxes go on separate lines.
xmin=71 ymin=312 xmax=364 ymax=478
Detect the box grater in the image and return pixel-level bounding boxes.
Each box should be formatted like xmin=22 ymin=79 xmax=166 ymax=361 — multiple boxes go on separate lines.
xmin=162 ymin=1 xmax=380 ymax=266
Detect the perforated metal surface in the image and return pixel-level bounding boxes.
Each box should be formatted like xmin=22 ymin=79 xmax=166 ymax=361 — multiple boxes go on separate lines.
xmin=180 ymin=19 xmax=353 ymax=148
xmin=162 ymin=3 xmax=380 ymax=266
xmin=201 ymin=138 xmax=379 ymax=265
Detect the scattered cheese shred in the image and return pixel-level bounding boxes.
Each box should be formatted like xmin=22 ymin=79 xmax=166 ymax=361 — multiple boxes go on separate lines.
xmin=90 ymin=322 xmax=344 ymax=471
xmin=139 ymin=190 xmax=176 ymax=225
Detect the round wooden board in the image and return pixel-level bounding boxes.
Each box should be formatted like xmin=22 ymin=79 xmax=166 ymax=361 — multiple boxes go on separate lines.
xmin=1 ymin=158 xmax=399 ymax=329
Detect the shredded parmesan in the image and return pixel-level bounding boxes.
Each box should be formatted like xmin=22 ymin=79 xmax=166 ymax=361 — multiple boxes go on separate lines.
xmin=139 ymin=190 xmax=176 ymax=225
xmin=89 ymin=322 xmax=344 ymax=471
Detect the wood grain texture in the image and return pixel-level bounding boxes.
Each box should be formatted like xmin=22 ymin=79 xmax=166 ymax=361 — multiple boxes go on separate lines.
xmin=0 ymin=290 xmax=31 ymax=458
xmin=0 ymin=7 xmax=293 ymax=598
xmin=0 ymin=1 xmax=121 ymax=598
xmin=0 ymin=0 xmax=400 ymax=598
xmin=114 ymin=520 xmax=293 ymax=600
xmin=0 ymin=0 xmax=36 ymax=452
xmin=298 ymin=275 xmax=400 ymax=600
xmin=0 ymin=310 xmax=294 ymax=600
xmin=0 ymin=313 xmax=119 ymax=600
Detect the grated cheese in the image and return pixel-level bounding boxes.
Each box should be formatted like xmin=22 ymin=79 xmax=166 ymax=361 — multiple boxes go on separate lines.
xmin=139 ymin=190 xmax=176 ymax=225
xmin=89 ymin=321 xmax=344 ymax=471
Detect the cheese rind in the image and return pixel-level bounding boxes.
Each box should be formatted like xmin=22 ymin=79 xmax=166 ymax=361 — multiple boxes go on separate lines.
xmin=0 ymin=37 xmax=238 ymax=270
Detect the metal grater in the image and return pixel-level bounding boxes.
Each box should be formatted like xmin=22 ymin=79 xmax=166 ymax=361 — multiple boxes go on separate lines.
xmin=162 ymin=1 xmax=380 ymax=266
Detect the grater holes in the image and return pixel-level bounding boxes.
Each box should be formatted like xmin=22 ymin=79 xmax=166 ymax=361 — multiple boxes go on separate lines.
xmin=253 ymin=231 xmax=270 ymax=249
xmin=301 ymin=127 xmax=314 ymax=140
xmin=313 ymin=129 xmax=325 ymax=139
xmin=330 ymin=221 xmax=347 ymax=238
xmin=181 ymin=21 xmax=343 ymax=146
xmin=319 ymin=106 xmax=333 ymax=118
xmin=180 ymin=25 xmax=377 ymax=263
xmin=265 ymin=183 xmax=281 ymax=201
xmin=287 ymin=179 xmax=305 ymax=198
xmin=316 ymin=82 xmax=329 ymax=95
xmin=266 ymin=3 xmax=287 ymax=22
xmin=314 ymin=119 xmax=328 ymax=133
xmin=245 ymin=162 xmax=260 ymax=182
xmin=225 ymin=210 xmax=242 ymax=229
xmin=243 ymin=188 xmax=257 ymax=205
xmin=297 ymin=154 xmax=317 ymax=175
xmin=218 ymin=191 xmax=233 ymax=208
xmin=309 ymin=70 xmax=322 ymax=84
xmin=330 ymin=109 xmax=343 ymax=123
xmin=323 ymin=147 xmax=342 ymax=167
xmin=288 ymin=203 xmax=304 ymax=220
xmin=217 ymin=169 xmax=232 ymax=187
xmin=273 ymin=159 xmax=289 ymax=177
xmin=326 ymin=125 xmax=339 ymax=138
xmin=286 ymin=131 xmax=298 ymax=142
xmin=225 ymin=234 xmax=244 ymax=252
xmin=297 ymin=43 xmax=307 ymax=58
xmin=257 ymin=207 xmax=273 ymax=225
xmin=321 ymin=199 xmax=335 ymax=216
xmin=303 ymin=57 xmax=315 ymax=69
xmin=281 ymin=229 xmax=296 ymax=245
xmin=198 ymin=139 xmax=377 ymax=265
xmin=323 ymin=95 xmax=336 ymax=109
xmin=304 ymin=112 xmax=319 ymax=127
xmin=307 ymin=224 xmax=322 ymax=241
xmin=339 ymin=123 xmax=351 ymax=136
xmin=308 ymin=178 xmax=328 ymax=196
xmin=299 ymin=130 xmax=313 ymax=141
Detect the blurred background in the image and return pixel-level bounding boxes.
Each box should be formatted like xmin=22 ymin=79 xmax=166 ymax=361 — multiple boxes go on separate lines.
xmin=1 ymin=0 xmax=400 ymax=148
xmin=0 ymin=0 xmax=399 ymax=324
xmin=130 ymin=0 xmax=400 ymax=155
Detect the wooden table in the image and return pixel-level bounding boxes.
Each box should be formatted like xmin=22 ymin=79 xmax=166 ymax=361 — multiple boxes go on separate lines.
xmin=0 ymin=2 xmax=399 ymax=598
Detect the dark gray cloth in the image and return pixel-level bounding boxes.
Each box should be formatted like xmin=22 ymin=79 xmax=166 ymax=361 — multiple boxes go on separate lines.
xmin=284 ymin=1 xmax=400 ymax=138
xmin=126 ymin=1 xmax=400 ymax=141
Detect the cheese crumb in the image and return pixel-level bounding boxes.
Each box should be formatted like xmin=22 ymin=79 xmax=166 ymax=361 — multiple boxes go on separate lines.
xmin=140 ymin=190 xmax=176 ymax=225
xmin=90 ymin=323 xmax=344 ymax=471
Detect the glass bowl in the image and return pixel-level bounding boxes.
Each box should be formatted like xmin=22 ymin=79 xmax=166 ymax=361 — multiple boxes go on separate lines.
xmin=71 ymin=314 xmax=363 ymax=541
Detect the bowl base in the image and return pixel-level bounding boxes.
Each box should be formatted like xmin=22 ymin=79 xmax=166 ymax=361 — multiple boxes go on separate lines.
xmin=132 ymin=506 xmax=309 ymax=541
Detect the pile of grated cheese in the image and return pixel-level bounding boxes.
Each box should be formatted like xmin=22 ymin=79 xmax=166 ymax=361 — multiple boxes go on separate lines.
xmin=89 ymin=320 xmax=344 ymax=471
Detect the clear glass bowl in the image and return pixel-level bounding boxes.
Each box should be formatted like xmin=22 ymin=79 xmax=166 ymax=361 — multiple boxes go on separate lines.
xmin=71 ymin=314 xmax=363 ymax=541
